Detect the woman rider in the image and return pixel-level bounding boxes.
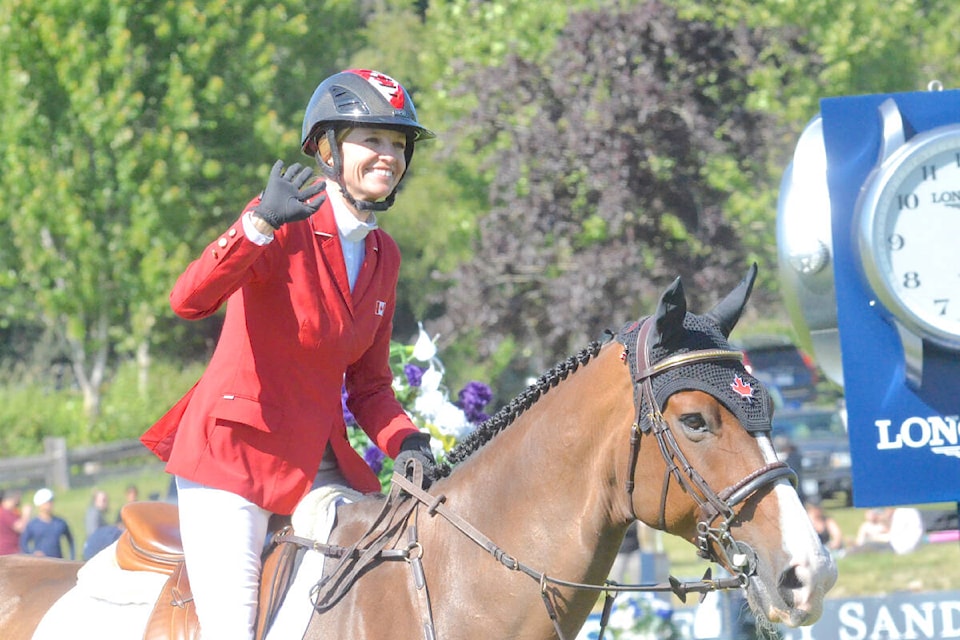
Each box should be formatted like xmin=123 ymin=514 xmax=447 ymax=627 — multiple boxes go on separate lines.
xmin=141 ymin=69 xmax=437 ymax=640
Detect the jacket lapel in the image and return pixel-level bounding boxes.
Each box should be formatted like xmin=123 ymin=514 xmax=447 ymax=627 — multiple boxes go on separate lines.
xmin=311 ymin=205 xmax=354 ymax=316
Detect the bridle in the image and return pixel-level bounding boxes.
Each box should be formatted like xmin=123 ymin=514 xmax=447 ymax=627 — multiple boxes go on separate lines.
xmin=623 ymin=316 xmax=797 ymax=580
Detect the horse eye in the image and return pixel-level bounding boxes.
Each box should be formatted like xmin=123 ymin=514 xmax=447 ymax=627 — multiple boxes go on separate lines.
xmin=680 ymin=413 xmax=707 ymax=431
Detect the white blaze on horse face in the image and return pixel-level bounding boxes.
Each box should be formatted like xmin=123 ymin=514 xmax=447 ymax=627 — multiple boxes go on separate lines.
xmin=756 ymin=437 xmax=804 ymax=542
xmin=757 ymin=435 xmax=808 ymax=558
xmin=758 ymin=435 xmax=819 ymax=552
xmin=756 ymin=434 xmax=837 ymax=621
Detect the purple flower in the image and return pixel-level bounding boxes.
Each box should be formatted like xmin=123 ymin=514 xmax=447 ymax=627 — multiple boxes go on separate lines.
xmin=404 ymin=363 xmax=425 ymax=388
xmin=363 ymin=446 xmax=385 ymax=474
xmin=456 ymin=381 xmax=493 ymax=424
xmin=341 ymin=386 xmax=356 ymax=426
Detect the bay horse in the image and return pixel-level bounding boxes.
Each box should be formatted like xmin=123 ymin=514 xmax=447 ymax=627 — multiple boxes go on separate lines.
xmin=0 ymin=265 xmax=836 ymax=639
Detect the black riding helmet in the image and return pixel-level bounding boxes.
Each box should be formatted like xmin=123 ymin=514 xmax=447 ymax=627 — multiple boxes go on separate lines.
xmin=301 ymin=69 xmax=435 ymax=212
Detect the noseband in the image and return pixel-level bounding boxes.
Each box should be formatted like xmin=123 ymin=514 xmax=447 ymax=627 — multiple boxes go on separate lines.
xmin=624 ymin=317 xmax=797 ymax=580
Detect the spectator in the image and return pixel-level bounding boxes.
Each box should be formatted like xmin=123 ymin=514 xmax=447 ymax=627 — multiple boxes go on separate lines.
xmin=84 ymin=489 xmax=110 ymax=536
xmin=83 ymin=523 xmax=122 ymax=561
xmin=20 ymin=488 xmax=75 ymax=560
xmin=116 ymin=484 xmax=140 ymax=524
xmin=853 ymin=508 xmax=892 ymax=553
xmin=0 ymin=489 xmax=31 ymax=555
xmin=806 ymin=501 xmax=843 ymax=554
xmin=849 ymin=506 xmax=925 ymax=555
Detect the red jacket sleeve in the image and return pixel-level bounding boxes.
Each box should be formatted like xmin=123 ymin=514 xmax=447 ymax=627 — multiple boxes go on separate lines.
xmin=169 ymin=204 xmax=272 ymax=320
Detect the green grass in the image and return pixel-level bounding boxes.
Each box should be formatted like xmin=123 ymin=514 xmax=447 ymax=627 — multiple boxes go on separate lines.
xmin=823 ymin=499 xmax=960 ymax=597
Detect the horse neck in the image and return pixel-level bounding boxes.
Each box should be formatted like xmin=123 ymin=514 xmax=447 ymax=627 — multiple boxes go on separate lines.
xmin=437 ymin=343 xmax=636 ymax=575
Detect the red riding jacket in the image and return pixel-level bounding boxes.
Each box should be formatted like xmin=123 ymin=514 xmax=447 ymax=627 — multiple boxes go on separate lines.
xmin=141 ymin=196 xmax=419 ymax=514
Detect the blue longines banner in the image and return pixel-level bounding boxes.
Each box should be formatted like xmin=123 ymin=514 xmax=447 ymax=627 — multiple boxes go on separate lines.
xmin=820 ymin=89 xmax=960 ymax=506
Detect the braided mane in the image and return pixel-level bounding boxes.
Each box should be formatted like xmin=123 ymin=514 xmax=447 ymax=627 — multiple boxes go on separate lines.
xmin=434 ymin=337 xmax=607 ymax=478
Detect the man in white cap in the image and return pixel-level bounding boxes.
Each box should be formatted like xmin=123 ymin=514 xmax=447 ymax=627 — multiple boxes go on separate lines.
xmin=19 ymin=488 xmax=75 ymax=559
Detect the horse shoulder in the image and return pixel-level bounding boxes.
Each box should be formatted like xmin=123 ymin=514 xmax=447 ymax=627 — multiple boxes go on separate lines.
xmin=302 ymin=494 xmax=425 ymax=640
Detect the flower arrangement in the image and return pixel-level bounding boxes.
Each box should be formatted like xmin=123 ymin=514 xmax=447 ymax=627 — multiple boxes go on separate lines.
xmin=577 ymin=594 xmax=679 ymax=640
xmin=345 ymin=323 xmax=493 ymax=489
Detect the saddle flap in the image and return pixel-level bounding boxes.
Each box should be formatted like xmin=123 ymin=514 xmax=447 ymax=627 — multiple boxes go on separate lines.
xmin=116 ymin=501 xmax=183 ymax=573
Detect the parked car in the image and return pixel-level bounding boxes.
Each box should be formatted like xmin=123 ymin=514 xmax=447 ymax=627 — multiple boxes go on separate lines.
xmin=735 ymin=335 xmax=820 ymax=407
xmin=772 ymin=405 xmax=852 ymax=505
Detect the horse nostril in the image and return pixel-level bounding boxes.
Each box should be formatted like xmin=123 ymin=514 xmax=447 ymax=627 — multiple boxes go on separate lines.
xmin=778 ymin=565 xmax=804 ymax=607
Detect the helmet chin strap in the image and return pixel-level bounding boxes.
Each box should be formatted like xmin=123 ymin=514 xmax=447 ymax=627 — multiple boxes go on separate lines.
xmin=316 ymin=130 xmax=397 ymax=213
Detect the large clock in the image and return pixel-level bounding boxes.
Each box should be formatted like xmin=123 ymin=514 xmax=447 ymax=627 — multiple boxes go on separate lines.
xmin=855 ymin=98 xmax=960 ymax=386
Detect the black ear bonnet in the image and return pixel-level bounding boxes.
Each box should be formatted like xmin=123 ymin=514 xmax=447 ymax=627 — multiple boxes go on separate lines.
xmin=616 ymin=265 xmax=773 ymax=433
xmin=617 ymin=315 xmax=773 ymax=433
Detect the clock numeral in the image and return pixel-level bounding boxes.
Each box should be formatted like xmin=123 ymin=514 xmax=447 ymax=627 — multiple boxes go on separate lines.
xmin=897 ymin=193 xmax=919 ymax=210
xmin=935 ymin=298 xmax=949 ymax=316
xmin=902 ymin=272 xmax=921 ymax=289
xmin=922 ymin=164 xmax=938 ymax=181
xmin=887 ymin=233 xmax=905 ymax=251
xmin=955 ymin=152 xmax=960 ymax=168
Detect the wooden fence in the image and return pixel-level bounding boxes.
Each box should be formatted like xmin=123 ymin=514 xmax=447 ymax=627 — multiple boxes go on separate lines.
xmin=0 ymin=437 xmax=158 ymax=489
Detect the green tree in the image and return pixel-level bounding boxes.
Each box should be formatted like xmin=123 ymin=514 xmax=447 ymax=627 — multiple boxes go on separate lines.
xmin=430 ymin=1 xmax=799 ymax=395
xmin=336 ymin=0 xmax=600 ymax=336
xmin=0 ymin=0 xmax=361 ymax=425
xmin=414 ymin=0 xmax=960 ymax=394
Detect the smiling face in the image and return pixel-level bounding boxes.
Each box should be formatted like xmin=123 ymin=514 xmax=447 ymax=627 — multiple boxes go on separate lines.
xmin=338 ymin=127 xmax=408 ymax=204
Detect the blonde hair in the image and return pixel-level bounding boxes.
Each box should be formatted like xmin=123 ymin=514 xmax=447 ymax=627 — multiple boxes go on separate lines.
xmin=314 ymin=127 xmax=352 ymax=166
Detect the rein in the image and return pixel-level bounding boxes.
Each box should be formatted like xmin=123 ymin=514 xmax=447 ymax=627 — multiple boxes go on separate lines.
xmin=292 ymin=461 xmax=743 ymax=640
xmin=389 ymin=468 xmax=744 ymax=640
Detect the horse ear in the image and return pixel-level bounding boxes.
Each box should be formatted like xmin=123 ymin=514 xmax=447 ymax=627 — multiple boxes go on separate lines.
xmin=652 ymin=276 xmax=687 ymax=346
xmin=706 ymin=262 xmax=758 ymax=337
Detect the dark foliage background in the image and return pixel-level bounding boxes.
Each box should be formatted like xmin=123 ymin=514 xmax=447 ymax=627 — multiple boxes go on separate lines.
xmin=434 ymin=2 xmax=786 ymax=387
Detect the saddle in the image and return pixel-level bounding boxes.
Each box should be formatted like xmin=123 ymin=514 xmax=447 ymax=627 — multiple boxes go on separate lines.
xmin=115 ymin=502 xmax=300 ymax=640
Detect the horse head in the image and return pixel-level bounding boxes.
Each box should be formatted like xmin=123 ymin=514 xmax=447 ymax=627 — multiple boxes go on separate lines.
xmin=618 ymin=264 xmax=837 ymax=627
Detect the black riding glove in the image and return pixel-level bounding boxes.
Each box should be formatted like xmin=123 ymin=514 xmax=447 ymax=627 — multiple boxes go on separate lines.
xmin=394 ymin=432 xmax=437 ymax=487
xmin=253 ymin=160 xmax=326 ymax=229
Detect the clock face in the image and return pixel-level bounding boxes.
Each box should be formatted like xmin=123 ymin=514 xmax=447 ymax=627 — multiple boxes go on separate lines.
xmin=858 ymin=124 xmax=960 ymax=349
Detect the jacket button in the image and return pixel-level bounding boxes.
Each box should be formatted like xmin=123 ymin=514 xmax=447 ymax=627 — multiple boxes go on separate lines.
xmin=217 ymin=237 xmax=228 ymax=248
xmin=228 ymin=228 xmax=238 ymax=237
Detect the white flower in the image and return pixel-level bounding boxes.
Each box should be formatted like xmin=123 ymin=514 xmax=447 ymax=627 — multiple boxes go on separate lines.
xmin=608 ymin=604 xmax=636 ymax=631
xmin=433 ymin=402 xmax=470 ymax=438
xmin=412 ymin=322 xmax=438 ymax=362
xmin=419 ymin=364 xmax=443 ymax=393
xmin=413 ymin=388 xmax=446 ymax=420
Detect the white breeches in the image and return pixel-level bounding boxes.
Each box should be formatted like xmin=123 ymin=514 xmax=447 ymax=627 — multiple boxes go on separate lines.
xmin=176 ymin=476 xmax=271 ymax=640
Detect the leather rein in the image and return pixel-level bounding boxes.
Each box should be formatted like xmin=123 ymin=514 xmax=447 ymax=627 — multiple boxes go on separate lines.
xmin=295 ymin=319 xmax=796 ymax=640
